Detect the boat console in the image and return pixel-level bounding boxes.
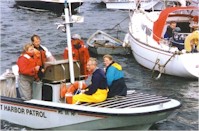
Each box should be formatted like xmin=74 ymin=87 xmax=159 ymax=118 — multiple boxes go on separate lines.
xmin=43 ymin=59 xmax=81 ymax=83
xmin=33 ymin=59 xmax=82 ymax=102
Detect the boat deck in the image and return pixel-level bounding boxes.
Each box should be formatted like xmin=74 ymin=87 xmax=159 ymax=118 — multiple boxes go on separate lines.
xmin=78 ymin=91 xmax=170 ymax=109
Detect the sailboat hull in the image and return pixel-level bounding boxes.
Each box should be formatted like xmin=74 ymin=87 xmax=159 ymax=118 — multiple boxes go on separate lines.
xmin=128 ymin=33 xmax=199 ymax=78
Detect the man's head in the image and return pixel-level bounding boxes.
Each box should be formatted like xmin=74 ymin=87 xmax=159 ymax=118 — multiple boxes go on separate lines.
xmin=170 ymin=21 xmax=177 ymax=29
xmin=31 ymin=34 xmax=41 ymax=48
xmin=86 ymin=57 xmax=97 ymax=73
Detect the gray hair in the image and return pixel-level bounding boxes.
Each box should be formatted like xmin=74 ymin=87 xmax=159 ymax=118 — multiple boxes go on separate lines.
xmin=88 ymin=57 xmax=98 ymax=65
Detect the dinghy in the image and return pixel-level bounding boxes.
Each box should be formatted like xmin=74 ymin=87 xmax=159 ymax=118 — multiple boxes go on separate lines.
xmin=87 ymin=30 xmax=131 ymax=55
xmin=0 ymin=1 xmax=181 ymax=130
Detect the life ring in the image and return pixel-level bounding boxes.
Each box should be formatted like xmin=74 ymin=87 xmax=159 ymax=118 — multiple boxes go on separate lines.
xmin=67 ymin=81 xmax=87 ymax=95
xmin=60 ymin=83 xmax=67 ymax=98
xmin=184 ymin=30 xmax=199 ymax=52
xmin=60 ymin=81 xmax=87 ymax=98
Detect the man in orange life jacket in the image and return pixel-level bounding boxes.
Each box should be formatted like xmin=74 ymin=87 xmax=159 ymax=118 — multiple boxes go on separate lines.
xmin=63 ymin=34 xmax=90 ymax=76
xmin=31 ymin=34 xmax=56 ymax=80
xmin=17 ymin=43 xmax=40 ymax=100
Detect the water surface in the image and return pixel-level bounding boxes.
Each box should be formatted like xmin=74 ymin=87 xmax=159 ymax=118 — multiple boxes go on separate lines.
xmin=0 ymin=0 xmax=198 ymax=130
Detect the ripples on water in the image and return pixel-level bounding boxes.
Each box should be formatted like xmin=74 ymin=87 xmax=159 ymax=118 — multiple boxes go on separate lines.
xmin=1 ymin=0 xmax=198 ymax=130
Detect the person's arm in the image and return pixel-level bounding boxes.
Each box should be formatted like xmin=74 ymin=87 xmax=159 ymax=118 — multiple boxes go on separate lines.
xmin=17 ymin=56 xmax=38 ymax=76
xmin=106 ymin=67 xmax=115 ymax=86
xmin=84 ymin=73 xmax=101 ymax=95
xmin=63 ymin=48 xmax=69 ymax=59
xmin=41 ymin=45 xmax=56 ymax=61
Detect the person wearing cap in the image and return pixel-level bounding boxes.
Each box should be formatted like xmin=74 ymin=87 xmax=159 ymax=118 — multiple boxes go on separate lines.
xmin=103 ymin=54 xmax=127 ymax=98
xmin=63 ymin=34 xmax=90 ymax=76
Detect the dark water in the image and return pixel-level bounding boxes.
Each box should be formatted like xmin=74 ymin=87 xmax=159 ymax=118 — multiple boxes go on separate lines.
xmin=1 ymin=0 xmax=198 ymax=130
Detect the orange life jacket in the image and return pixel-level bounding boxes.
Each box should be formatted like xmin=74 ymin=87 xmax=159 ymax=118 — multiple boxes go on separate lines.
xmin=17 ymin=53 xmax=38 ymax=79
xmin=63 ymin=39 xmax=90 ymax=76
xmin=34 ymin=47 xmax=47 ymax=67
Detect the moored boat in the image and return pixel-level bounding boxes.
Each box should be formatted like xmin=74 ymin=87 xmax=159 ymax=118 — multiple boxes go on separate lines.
xmin=124 ymin=5 xmax=199 ymax=79
xmin=14 ymin=0 xmax=83 ymax=14
xmin=102 ymin=0 xmax=191 ymax=10
xmin=87 ymin=30 xmax=131 ymax=55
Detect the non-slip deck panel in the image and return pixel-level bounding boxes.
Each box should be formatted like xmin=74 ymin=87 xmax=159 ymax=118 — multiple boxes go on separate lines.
xmin=78 ymin=92 xmax=170 ymax=109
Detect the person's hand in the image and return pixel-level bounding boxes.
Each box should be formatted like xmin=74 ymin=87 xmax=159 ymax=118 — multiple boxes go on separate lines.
xmin=48 ymin=56 xmax=56 ymax=62
xmin=35 ymin=66 xmax=40 ymax=71
xmin=80 ymin=90 xmax=85 ymax=94
xmin=41 ymin=68 xmax=45 ymax=73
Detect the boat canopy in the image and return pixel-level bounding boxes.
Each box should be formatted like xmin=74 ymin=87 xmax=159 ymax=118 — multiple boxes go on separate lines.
xmin=153 ymin=6 xmax=199 ymax=42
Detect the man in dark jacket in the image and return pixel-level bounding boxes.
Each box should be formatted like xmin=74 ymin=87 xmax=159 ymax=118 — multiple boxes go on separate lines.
xmin=72 ymin=57 xmax=108 ymax=104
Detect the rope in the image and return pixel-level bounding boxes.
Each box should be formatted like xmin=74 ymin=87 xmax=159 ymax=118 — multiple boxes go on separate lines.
xmin=151 ymin=58 xmax=160 ymax=78
xmin=152 ymin=52 xmax=177 ymax=80
xmin=107 ymin=16 xmax=129 ymax=36
xmin=104 ymin=16 xmax=129 ymax=41
xmin=110 ymin=16 xmax=129 ymax=31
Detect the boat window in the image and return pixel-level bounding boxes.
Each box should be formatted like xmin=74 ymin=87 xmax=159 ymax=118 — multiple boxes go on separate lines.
xmin=176 ymin=22 xmax=191 ymax=33
xmin=141 ymin=24 xmax=151 ymax=36
xmin=165 ymin=1 xmax=182 ymax=7
xmin=42 ymin=84 xmax=52 ymax=101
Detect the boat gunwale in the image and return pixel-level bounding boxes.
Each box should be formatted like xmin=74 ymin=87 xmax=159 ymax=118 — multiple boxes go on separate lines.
xmin=0 ymin=95 xmax=181 ymax=116
xmin=87 ymin=30 xmax=123 ymax=47
xmin=128 ymin=31 xmax=176 ymax=57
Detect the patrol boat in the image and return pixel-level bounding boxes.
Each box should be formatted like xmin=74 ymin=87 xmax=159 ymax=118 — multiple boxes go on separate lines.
xmin=0 ymin=1 xmax=181 ymax=130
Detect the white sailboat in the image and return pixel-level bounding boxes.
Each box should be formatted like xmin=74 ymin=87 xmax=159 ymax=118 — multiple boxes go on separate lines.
xmin=0 ymin=0 xmax=181 ymax=130
xmin=124 ymin=4 xmax=199 ymax=79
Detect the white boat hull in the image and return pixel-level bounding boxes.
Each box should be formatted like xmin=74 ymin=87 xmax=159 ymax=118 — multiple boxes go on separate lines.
xmin=1 ymin=94 xmax=180 ymax=130
xmin=103 ymin=0 xmax=188 ymax=10
xmin=128 ymin=33 xmax=199 ymax=78
xmin=104 ymin=0 xmax=163 ymax=10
